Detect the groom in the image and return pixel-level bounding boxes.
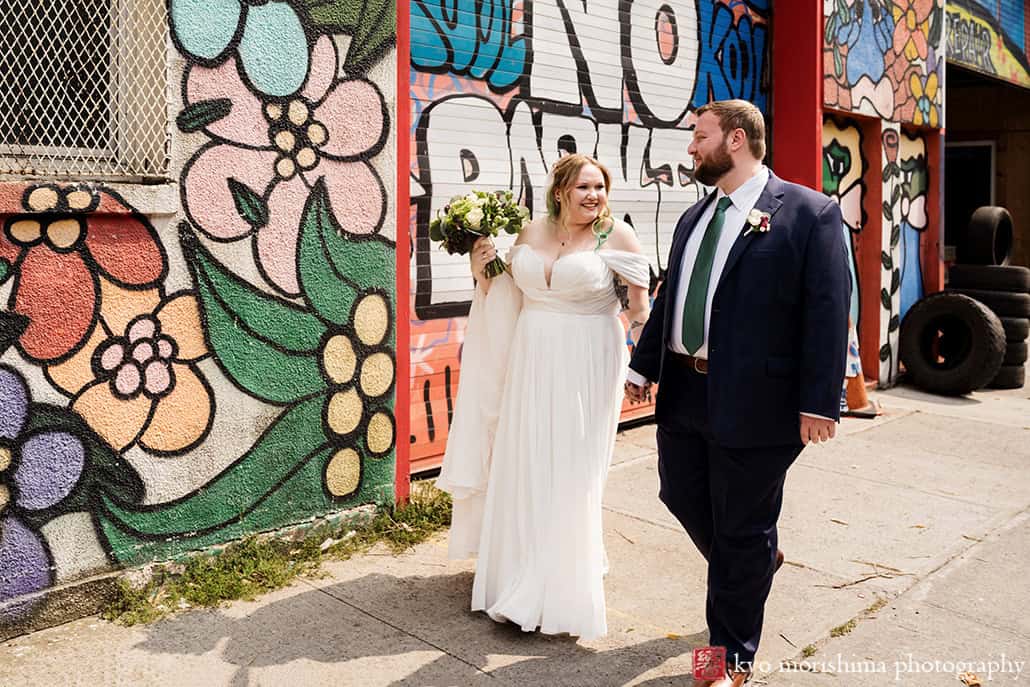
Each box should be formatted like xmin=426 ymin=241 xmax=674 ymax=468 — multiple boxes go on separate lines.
xmin=627 ymin=100 xmax=849 ymax=686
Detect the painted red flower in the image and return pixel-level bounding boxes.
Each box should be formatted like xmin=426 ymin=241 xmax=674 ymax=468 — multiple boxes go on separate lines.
xmin=0 ymin=184 xmax=166 ymax=363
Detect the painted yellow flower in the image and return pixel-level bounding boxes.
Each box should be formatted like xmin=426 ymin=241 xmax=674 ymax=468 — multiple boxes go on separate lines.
xmin=909 ymin=71 xmax=940 ymax=128
xmin=320 ymin=292 xmax=395 ymax=497
xmin=46 ymin=279 xmax=213 ymax=454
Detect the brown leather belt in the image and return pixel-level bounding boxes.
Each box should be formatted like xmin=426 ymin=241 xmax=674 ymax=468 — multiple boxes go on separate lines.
xmin=668 ymin=351 xmax=708 ymax=374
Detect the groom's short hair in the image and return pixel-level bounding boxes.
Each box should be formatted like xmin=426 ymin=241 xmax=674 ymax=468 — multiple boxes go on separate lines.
xmin=696 ymin=99 xmax=766 ymax=161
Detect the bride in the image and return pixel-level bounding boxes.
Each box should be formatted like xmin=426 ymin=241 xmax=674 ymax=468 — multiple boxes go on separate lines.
xmin=436 ymin=154 xmax=651 ymax=640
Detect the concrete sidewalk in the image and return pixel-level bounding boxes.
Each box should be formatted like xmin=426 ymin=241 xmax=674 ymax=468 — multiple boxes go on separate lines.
xmin=3 ymin=380 xmax=1029 ymax=686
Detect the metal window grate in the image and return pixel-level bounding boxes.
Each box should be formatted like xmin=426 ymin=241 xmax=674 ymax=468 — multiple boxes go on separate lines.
xmin=0 ymin=0 xmax=169 ymax=180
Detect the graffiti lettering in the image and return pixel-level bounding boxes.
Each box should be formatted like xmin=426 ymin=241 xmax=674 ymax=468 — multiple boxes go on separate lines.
xmin=946 ymin=11 xmax=996 ymax=74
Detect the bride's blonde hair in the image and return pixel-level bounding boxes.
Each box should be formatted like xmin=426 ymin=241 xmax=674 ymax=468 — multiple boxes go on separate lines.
xmin=546 ymin=154 xmax=613 ymax=233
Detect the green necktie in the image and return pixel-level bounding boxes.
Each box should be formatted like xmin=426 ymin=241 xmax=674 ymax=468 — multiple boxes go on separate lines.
xmin=682 ymin=196 xmax=733 ymax=354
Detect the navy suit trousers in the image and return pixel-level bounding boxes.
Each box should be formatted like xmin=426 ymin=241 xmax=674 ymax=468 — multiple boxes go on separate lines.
xmin=655 ymin=355 xmax=803 ymax=670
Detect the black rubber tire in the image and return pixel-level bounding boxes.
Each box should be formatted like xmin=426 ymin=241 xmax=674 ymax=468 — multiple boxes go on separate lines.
xmin=946 ymin=288 xmax=1030 ymax=318
xmin=948 ymin=264 xmax=1030 ymax=292
xmin=1003 ymin=342 xmax=1028 ymax=366
xmin=1001 ymin=317 xmax=1030 ymax=342
xmin=900 ymin=292 xmax=1006 ymax=395
xmin=988 ymin=365 xmax=1026 ymax=389
xmin=957 ymin=206 xmax=1013 ymax=265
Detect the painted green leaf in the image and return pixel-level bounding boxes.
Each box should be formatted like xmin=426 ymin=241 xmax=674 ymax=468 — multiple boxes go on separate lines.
xmin=181 ymin=226 xmax=328 ymax=404
xmin=888 ymin=314 xmax=900 ymax=332
xmin=297 ymin=0 xmax=361 ymax=32
xmin=880 ymin=288 xmax=891 ymax=310
xmin=299 ymin=180 xmax=395 ymax=325
xmin=182 ymin=227 xmax=327 ymax=353
xmin=882 ymin=201 xmax=892 ymax=220
xmin=176 ymin=98 xmax=232 ymax=133
xmin=98 ymin=395 xmax=329 ymax=562
xmin=0 ymin=257 xmax=10 ymax=284
xmin=879 ymin=344 xmax=891 ymax=362
xmin=343 ymin=0 xmax=396 ymax=73
xmin=890 ymin=225 xmax=901 ymax=247
xmin=228 ymin=178 xmax=269 ymax=228
xmin=199 ymin=278 xmax=328 ymax=403
xmin=891 ymin=185 xmax=902 ymax=207
xmin=928 ymin=7 xmax=942 ymax=48
xmin=833 ymin=49 xmax=843 ymax=79
xmin=890 ymin=268 xmax=900 ymax=295
xmin=881 ymin=251 xmax=893 ymax=270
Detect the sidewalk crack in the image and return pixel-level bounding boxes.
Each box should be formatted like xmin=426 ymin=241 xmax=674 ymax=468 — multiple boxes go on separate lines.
xmin=299 ymin=579 xmax=497 ymax=679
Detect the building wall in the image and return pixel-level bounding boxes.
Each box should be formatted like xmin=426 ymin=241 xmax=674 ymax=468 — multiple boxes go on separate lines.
xmin=0 ymin=0 xmax=397 ymax=627
xmin=407 ymin=0 xmax=772 ymax=468
xmin=946 ymin=0 xmax=1030 ymax=89
xmin=821 ymin=0 xmax=944 ymax=386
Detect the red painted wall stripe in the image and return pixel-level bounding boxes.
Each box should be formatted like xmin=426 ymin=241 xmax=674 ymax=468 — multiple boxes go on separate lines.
xmin=772 ymin=0 xmax=823 ymax=189
xmin=395 ymin=0 xmax=412 ymax=503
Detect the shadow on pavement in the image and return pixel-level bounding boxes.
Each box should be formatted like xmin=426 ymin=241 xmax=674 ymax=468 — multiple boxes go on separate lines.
xmin=130 ymin=571 xmax=703 ymax=687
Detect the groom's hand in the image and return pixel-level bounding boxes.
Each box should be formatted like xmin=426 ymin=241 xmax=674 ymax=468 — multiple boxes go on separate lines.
xmin=800 ymin=414 xmax=836 ymax=445
xmin=625 ymin=381 xmax=651 ymax=403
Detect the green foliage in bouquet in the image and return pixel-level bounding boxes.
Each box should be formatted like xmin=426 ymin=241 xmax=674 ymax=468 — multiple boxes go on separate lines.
xmin=428 ymin=190 xmax=530 ymax=278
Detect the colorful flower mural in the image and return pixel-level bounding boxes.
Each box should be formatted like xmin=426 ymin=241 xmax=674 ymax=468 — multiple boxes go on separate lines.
xmin=0 ymin=364 xmax=143 ymax=606
xmin=878 ymin=127 xmax=929 ymax=385
xmin=181 ymin=34 xmax=389 ymax=296
xmin=823 ymin=0 xmax=944 ymax=127
xmin=0 ymin=0 xmax=397 ymax=628
xmin=822 ymin=117 xmax=867 ymax=328
xmin=1 ymin=186 xmax=166 ymax=363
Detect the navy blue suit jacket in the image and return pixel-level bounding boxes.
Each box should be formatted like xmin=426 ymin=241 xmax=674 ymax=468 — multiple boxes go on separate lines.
xmin=630 ymin=172 xmax=851 ymax=448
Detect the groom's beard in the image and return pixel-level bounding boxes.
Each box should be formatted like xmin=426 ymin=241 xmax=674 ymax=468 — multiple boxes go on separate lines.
xmin=693 ymin=138 xmax=734 ymax=186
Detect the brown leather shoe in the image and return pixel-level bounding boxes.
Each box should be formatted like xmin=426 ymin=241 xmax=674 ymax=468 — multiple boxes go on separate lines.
xmin=775 ymin=548 xmax=784 ymax=573
xmin=702 ymin=670 xmax=750 ymax=687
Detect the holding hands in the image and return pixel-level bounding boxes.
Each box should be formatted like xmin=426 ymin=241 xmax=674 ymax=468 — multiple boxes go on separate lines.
xmin=624 ymin=380 xmax=651 ymax=404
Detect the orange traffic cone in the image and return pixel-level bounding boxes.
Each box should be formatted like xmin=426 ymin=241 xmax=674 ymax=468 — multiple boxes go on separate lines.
xmin=843 ymin=318 xmax=878 ymax=418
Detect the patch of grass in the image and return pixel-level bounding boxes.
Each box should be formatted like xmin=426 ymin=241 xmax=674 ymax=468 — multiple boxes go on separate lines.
xmin=325 ymin=480 xmax=453 ymax=561
xmin=829 ymin=618 xmax=857 ymax=637
xmin=801 ymin=644 xmax=817 ymax=658
xmin=864 ymin=596 xmax=888 ymax=614
xmin=102 ymin=482 xmax=452 ymax=626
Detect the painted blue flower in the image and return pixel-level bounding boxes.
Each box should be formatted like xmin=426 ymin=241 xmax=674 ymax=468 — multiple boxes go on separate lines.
xmin=837 ymin=0 xmax=895 ymax=86
xmin=0 ymin=366 xmax=86 ymax=602
xmin=170 ymin=0 xmax=310 ymax=97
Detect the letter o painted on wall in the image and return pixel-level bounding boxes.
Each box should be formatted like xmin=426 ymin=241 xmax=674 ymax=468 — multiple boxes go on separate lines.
xmin=623 ymin=0 xmax=698 ymax=127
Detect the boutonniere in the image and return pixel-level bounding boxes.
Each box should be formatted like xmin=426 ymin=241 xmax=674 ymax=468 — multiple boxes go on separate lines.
xmin=744 ymin=209 xmax=772 ymax=236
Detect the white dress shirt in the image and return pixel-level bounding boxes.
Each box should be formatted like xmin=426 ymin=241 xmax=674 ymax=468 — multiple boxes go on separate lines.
xmin=626 ymin=166 xmax=768 ymax=385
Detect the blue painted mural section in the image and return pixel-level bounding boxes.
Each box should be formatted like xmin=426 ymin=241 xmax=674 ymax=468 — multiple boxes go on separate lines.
xmin=410 ymin=0 xmax=527 ymax=89
xmin=693 ymin=0 xmax=769 ymax=111
xmin=899 ymin=221 xmax=923 ymax=318
xmin=968 ymin=0 xmax=1026 ymax=52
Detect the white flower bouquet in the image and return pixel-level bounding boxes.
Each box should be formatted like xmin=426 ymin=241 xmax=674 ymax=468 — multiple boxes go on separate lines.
xmin=429 ymin=190 xmax=530 ymax=278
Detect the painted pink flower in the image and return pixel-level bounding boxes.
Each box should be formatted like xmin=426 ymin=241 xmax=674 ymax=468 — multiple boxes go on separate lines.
xmin=892 ymin=0 xmax=934 ymax=61
xmin=45 ymin=281 xmax=213 ymax=454
xmin=182 ymin=35 xmax=388 ymax=296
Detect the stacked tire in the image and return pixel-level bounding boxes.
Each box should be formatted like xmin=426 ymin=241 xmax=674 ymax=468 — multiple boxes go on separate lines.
xmin=947 ymin=207 xmax=1029 ymax=390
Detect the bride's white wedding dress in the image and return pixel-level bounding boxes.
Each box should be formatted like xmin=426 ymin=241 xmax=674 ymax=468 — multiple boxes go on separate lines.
xmin=437 ymin=243 xmax=650 ymax=640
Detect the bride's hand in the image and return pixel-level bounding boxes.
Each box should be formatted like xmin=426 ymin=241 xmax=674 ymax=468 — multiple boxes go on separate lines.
xmin=470 ymin=237 xmax=497 ymax=279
